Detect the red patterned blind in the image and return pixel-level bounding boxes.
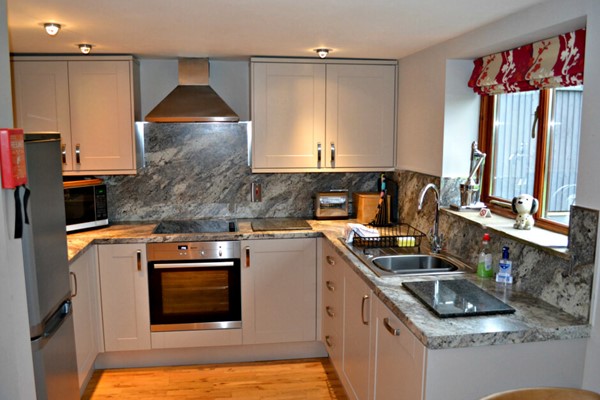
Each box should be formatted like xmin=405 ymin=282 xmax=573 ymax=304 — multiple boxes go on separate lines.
xmin=468 ymin=28 xmax=586 ymax=95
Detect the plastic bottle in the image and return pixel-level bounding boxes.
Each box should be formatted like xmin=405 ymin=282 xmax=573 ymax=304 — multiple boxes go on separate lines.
xmin=476 ymin=233 xmax=493 ymax=278
xmin=495 ymin=246 xmax=513 ymax=284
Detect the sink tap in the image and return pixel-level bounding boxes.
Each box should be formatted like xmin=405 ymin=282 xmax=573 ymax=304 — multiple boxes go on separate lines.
xmin=418 ymin=183 xmax=443 ymax=253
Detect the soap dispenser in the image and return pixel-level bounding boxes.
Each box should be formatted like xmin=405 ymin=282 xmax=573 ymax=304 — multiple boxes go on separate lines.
xmin=496 ymin=246 xmax=513 ymax=284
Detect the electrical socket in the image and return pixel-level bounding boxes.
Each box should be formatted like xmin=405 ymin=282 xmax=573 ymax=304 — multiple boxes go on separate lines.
xmin=251 ymin=182 xmax=262 ymax=202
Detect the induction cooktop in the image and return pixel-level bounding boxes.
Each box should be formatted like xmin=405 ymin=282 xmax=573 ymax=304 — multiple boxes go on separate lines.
xmin=402 ymin=279 xmax=516 ymax=318
xmin=152 ymin=219 xmax=237 ymax=234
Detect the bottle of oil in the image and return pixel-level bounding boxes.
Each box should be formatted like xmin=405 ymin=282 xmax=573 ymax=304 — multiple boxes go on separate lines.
xmin=476 ymin=233 xmax=493 ymax=278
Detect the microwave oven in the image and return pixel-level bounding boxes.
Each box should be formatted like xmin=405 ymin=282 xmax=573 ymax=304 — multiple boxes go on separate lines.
xmin=63 ymin=179 xmax=109 ymax=232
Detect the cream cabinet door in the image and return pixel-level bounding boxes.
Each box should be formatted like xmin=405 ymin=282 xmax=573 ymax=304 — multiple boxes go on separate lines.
xmin=326 ymin=64 xmax=396 ymax=169
xmin=252 ymin=62 xmax=326 ymax=169
xmin=373 ymin=296 xmax=425 ymax=400
xmin=11 ymin=61 xmax=73 ymax=168
xmin=68 ymin=60 xmax=135 ymax=172
xmin=97 ymin=244 xmax=150 ymax=352
xmin=241 ymin=238 xmax=317 ymax=344
xmin=70 ymin=246 xmax=103 ymax=393
xmin=343 ymin=267 xmax=373 ymax=400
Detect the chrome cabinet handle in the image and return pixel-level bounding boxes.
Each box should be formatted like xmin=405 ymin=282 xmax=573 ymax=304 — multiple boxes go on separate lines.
xmin=326 ymin=280 xmax=335 ymax=292
xmin=245 ymin=246 xmax=250 ymax=268
xmin=61 ymin=144 xmax=67 ymax=165
xmin=326 ymin=306 xmax=335 ymax=318
xmin=75 ymin=144 xmax=81 ymax=164
xmin=326 ymin=255 xmax=335 ymax=266
xmin=330 ymin=142 xmax=335 ymax=166
xmin=383 ymin=317 xmax=401 ymax=336
xmin=136 ymin=250 xmax=142 ymax=271
xmin=325 ymin=335 xmax=333 ymax=348
xmin=70 ymin=271 xmax=78 ymax=298
xmin=317 ymin=143 xmax=322 ymax=167
xmin=361 ymin=294 xmax=370 ymax=325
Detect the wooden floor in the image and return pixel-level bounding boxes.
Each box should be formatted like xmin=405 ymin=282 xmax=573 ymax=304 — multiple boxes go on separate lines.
xmin=82 ymin=358 xmax=348 ymax=399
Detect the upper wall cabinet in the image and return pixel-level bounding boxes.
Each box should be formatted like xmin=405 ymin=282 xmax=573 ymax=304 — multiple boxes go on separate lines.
xmin=251 ymin=58 xmax=397 ymax=172
xmin=11 ymin=56 xmax=143 ymax=175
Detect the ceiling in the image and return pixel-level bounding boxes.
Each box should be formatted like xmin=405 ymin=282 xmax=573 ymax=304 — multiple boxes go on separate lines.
xmin=7 ymin=0 xmax=550 ymax=60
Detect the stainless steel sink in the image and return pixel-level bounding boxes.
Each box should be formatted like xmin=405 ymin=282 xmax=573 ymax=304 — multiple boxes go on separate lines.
xmin=371 ymin=254 xmax=459 ymax=274
xmin=340 ymin=238 xmax=468 ymax=277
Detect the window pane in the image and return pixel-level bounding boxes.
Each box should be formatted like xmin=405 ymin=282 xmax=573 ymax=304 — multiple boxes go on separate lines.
xmin=491 ymin=91 xmax=539 ymax=201
xmin=543 ymin=86 xmax=583 ymax=225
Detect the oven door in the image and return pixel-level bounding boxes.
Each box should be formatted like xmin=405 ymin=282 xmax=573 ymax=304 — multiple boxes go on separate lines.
xmin=148 ymin=259 xmax=241 ymax=332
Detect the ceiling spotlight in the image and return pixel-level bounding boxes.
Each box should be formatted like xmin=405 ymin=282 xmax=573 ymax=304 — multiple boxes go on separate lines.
xmin=315 ymin=48 xmax=330 ymax=59
xmin=44 ymin=23 xmax=61 ymax=36
xmin=78 ymin=44 xmax=93 ymax=55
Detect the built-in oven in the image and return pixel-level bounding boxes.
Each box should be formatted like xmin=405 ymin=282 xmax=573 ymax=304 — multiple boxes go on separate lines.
xmin=146 ymin=241 xmax=241 ymax=332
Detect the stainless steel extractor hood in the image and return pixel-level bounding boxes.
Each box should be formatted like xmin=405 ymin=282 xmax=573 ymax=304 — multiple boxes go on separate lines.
xmin=145 ymin=58 xmax=239 ymax=123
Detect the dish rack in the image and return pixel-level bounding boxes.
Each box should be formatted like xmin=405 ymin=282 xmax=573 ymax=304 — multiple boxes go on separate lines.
xmin=352 ymin=223 xmax=426 ymax=249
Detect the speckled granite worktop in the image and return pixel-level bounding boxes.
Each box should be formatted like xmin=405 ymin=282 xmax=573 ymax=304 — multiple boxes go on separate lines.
xmin=67 ymin=219 xmax=590 ymax=350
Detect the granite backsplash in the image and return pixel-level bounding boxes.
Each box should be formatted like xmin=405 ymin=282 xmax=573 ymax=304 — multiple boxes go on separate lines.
xmin=394 ymin=170 xmax=598 ymax=321
xmin=102 ymin=122 xmax=381 ymax=221
xmin=101 ymin=122 xmax=596 ymax=320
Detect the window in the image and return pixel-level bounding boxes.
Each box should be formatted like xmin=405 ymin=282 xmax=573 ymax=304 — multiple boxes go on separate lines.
xmin=479 ymin=85 xmax=583 ymax=232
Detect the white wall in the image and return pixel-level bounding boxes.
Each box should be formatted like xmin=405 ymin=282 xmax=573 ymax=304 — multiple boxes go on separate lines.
xmin=396 ymin=0 xmax=600 ymax=391
xmin=0 ymin=0 xmax=38 ymax=398
xmin=139 ymin=58 xmax=250 ymax=121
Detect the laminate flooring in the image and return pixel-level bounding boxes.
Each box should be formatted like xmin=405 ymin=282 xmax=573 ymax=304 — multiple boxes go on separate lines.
xmin=82 ymin=358 xmax=348 ymax=399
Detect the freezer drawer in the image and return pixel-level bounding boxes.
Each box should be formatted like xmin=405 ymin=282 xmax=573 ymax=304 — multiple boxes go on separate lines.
xmin=31 ymin=301 xmax=79 ymax=400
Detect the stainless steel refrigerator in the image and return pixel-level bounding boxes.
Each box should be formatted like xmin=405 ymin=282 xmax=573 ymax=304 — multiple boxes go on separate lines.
xmin=20 ymin=133 xmax=79 ymax=399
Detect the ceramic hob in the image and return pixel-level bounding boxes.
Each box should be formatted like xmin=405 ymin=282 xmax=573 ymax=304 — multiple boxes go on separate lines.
xmin=152 ymin=219 xmax=238 ymax=234
xmin=402 ymin=279 xmax=516 ymax=318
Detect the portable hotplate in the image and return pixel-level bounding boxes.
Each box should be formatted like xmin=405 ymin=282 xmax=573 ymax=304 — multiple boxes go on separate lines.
xmin=402 ymin=279 xmax=516 ymax=318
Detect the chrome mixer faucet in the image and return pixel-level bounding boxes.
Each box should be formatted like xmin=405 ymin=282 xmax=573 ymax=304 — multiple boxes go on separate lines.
xmin=418 ymin=183 xmax=443 ymax=253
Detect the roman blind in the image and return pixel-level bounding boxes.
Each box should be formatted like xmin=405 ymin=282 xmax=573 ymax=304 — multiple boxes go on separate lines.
xmin=468 ymin=28 xmax=586 ymax=95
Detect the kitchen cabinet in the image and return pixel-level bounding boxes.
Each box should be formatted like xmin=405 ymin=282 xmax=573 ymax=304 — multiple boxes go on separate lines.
xmin=343 ymin=264 xmax=373 ymax=400
xmin=11 ymin=56 xmax=142 ymax=175
xmin=241 ymin=238 xmax=317 ymax=344
xmin=372 ymin=296 xmax=425 ymax=400
xmin=97 ymin=244 xmax=151 ymax=351
xmin=321 ymin=239 xmax=345 ymax=369
xmin=251 ymin=58 xmax=396 ymax=172
xmin=69 ymin=246 xmax=103 ymax=394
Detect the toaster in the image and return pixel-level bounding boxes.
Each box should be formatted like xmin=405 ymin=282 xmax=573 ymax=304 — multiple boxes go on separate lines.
xmin=314 ymin=190 xmax=349 ymax=220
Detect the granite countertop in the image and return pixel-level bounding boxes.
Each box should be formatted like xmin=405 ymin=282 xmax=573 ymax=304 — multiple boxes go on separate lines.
xmin=67 ymin=219 xmax=591 ymax=350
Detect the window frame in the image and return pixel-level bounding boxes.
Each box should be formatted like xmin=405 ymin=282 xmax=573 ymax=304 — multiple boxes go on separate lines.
xmin=478 ymin=90 xmax=568 ymax=235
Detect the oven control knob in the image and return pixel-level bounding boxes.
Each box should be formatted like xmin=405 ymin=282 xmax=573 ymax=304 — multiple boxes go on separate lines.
xmin=219 ymin=250 xmax=223 ymax=257
xmin=201 ymin=250 xmax=205 ymax=256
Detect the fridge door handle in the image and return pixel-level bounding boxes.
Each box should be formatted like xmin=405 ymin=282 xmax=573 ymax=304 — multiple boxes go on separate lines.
xmin=70 ymin=271 xmax=78 ymax=297
xmin=31 ymin=300 xmax=73 ymax=352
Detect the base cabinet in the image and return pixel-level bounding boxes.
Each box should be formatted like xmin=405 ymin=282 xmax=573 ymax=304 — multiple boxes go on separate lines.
xmin=321 ymin=241 xmax=586 ymax=400
xmin=241 ymin=238 xmax=317 ymax=344
xmin=97 ymin=244 xmax=151 ymax=352
xmin=343 ymin=265 xmax=374 ymax=400
xmin=321 ymin=239 xmax=345 ymax=367
xmin=372 ymin=297 xmax=425 ymax=400
xmin=69 ymin=246 xmax=103 ymax=394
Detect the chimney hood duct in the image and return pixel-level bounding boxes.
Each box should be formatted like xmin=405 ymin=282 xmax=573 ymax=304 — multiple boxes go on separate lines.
xmin=145 ymin=58 xmax=239 ymax=123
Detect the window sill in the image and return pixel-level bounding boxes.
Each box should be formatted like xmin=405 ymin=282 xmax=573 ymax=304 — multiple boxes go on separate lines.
xmin=443 ymin=208 xmax=570 ymax=260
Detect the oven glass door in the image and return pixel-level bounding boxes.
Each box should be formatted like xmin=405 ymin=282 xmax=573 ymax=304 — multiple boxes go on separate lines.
xmin=148 ymin=259 xmax=241 ymax=331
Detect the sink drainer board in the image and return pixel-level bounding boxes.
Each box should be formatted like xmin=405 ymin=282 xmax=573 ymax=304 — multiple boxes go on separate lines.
xmin=402 ymin=279 xmax=516 ymax=318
